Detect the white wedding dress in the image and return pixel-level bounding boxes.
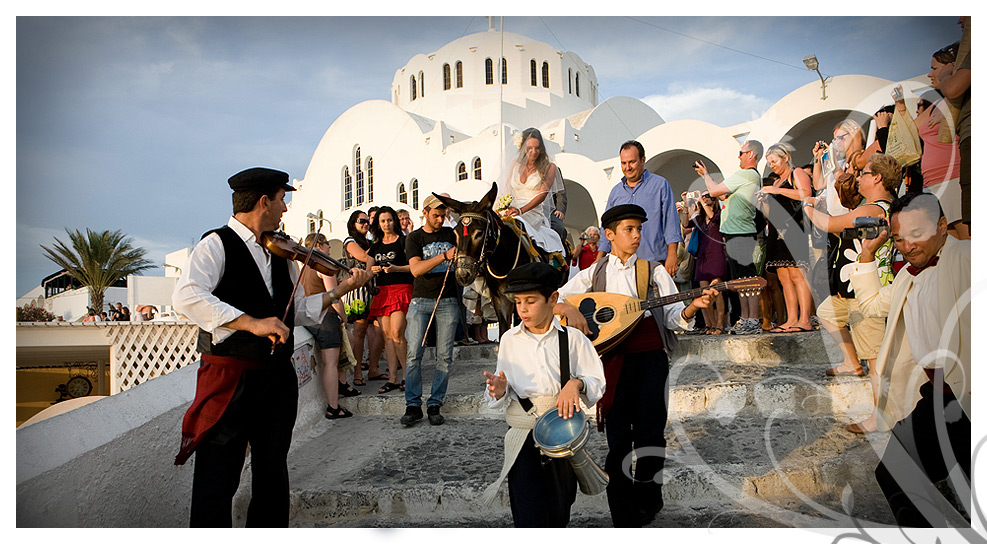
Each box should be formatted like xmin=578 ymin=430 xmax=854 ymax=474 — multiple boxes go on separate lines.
xmin=509 ymin=166 xmax=564 ymax=254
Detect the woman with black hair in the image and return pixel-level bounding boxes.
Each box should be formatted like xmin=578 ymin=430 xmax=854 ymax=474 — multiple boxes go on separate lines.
xmin=367 ymin=206 xmax=414 ymax=394
xmin=342 ymin=210 xmax=386 ymax=393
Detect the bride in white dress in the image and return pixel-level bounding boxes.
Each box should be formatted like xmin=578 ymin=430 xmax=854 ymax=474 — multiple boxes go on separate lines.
xmin=503 ymin=128 xmax=565 ymax=254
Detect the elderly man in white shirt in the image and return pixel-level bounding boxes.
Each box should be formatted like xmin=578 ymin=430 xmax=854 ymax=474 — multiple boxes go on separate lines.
xmin=849 ymin=192 xmax=970 ymax=527
xmin=172 ymin=167 xmax=370 ymax=528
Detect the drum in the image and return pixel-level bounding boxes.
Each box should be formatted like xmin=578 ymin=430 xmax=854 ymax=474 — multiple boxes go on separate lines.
xmin=533 ymin=408 xmax=589 ymax=459
xmin=532 ymin=408 xmax=608 ymax=495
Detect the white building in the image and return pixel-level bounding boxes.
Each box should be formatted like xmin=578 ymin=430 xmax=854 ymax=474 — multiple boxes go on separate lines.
xmin=281 ymin=26 xmax=931 ymax=247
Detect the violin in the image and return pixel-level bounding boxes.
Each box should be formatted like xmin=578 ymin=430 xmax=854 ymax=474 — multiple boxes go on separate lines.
xmin=260 ymin=231 xmax=349 ymax=276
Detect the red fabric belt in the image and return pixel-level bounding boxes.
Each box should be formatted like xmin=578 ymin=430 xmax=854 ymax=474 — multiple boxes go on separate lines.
xmin=174 ymin=354 xmax=264 ymax=465
xmin=597 ymin=318 xmax=663 ymax=431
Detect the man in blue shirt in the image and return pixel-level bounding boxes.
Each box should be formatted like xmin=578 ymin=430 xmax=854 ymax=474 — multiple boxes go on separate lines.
xmin=597 ymin=140 xmax=683 ymax=277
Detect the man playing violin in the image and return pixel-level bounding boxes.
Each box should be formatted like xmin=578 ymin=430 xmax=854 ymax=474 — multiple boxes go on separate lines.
xmin=554 ymin=204 xmax=718 ymax=527
xmin=172 ymin=167 xmax=371 ymax=527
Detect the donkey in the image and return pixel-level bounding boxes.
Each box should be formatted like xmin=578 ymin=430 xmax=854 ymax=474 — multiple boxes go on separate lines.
xmin=434 ymin=183 xmax=567 ymax=336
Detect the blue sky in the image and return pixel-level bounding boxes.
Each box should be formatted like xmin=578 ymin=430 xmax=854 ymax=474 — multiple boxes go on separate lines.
xmin=16 ymin=15 xmax=963 ymax=298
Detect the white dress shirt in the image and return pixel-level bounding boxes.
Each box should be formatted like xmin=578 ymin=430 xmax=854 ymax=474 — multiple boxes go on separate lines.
xmin=172 ymin=216 xmax=326 ymax=345
xmin=558 ymin=253 xmax=694 ymax=331
xmin=487 ymin=317 xmax=606 ymax=410
xmin=853 ymin=258 xmax=941 ymax=369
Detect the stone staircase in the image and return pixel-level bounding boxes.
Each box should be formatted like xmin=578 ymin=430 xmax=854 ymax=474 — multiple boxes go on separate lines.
xmin=273 ymin=331 xmax=899 ymax=528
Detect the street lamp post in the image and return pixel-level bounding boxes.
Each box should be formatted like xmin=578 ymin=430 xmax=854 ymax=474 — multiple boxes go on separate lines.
xmin=803 ymin=54 xmax=828 ymax=100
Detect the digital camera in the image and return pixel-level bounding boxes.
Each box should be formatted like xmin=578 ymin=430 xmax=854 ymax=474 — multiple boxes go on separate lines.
xmin=842 ymin=216 xmax=889 ymax=240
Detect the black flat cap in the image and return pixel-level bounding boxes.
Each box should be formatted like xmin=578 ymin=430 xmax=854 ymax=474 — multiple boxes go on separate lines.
xmin=601 ymin=204 xmax=648 ymax=230
xmin=228 ymin=167 xmax=295 ymax=192
xmin=503 ymin=262 xmax=561 ymax=293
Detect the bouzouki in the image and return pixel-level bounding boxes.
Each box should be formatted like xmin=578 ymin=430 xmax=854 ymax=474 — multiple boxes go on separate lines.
xmin=563 ymin=277 xmax=766 ymax=354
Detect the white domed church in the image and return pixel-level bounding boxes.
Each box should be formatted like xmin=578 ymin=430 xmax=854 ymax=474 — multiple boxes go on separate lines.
xmin=281 ymin=22 xmax=927 ymax=246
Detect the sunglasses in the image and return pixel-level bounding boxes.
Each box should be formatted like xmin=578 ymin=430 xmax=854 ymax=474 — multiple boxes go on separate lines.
xmin=859 ymin=170 xmax=875 ymax=177
xmin=356 ymin=218 xmax=369 ymax=224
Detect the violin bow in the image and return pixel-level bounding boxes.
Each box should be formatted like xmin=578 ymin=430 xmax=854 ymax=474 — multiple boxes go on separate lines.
xmin=272 ymin=222 xmax=326 ymax=352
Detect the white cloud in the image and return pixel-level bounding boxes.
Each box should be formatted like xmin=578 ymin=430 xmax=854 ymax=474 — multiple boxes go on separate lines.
xmin=640 ymin=86 xmax=774 ymax=127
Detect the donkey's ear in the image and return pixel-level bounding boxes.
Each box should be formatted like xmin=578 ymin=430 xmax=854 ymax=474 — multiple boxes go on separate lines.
xmin=477 ymin=182 xmax=498 ymax=210
xmin=433 ymin=192 xmax=463 ymax=212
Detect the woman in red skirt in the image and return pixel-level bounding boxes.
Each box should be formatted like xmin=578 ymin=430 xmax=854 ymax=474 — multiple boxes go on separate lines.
xmin=367 ymin=206 xmax=414 ymax=394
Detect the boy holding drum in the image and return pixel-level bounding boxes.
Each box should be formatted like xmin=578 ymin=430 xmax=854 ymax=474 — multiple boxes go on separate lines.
xmin=481 ymin=262 xmax=606 ymax=527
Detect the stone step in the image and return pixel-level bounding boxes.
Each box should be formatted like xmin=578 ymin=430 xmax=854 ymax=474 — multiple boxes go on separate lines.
xmin=338 ymin=360 xmax=874 ymax=421
xmin=418 ymin=329 xmax=843 ymax=366
xmin=282 ymin=413 xmax=893 ymax=527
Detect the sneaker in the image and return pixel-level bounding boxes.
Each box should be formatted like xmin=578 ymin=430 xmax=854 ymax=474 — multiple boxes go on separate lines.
xmin=734 ymin=318 xmax=761 ymax=335
xmin=400 ymin=406 xmax=423 ymax=426
xmin=427 ymin=405 xmax=445 ymax=426
xmin=728 ymin=319 xmax=746 ymax=335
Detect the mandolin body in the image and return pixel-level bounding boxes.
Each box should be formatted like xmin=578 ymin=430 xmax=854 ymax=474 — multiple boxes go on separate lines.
xmin=562 ymin=292 xmax=646 ymax=355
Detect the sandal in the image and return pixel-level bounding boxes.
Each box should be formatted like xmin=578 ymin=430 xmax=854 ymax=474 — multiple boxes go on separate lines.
xmin=708 ymin=327 xmax=724 ymax=336
xmin=824 ymin=366 xmax=868 ymax=377
xmin=353 ymin=376 xmax=366 ymax=386
xmin=378 ymin=381 xmax=402 ymax=394
xmin=325 ymin=404 xmax=353 ymax=419
xmin=368 ymin=373 xmax=389 ymax=381
xmin=338 ymin=382 xmax=362 ymax=397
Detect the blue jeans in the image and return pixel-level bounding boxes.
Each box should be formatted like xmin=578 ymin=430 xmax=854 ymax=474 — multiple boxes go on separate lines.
xmin=404 ymin=297 xmax=460 ymax=408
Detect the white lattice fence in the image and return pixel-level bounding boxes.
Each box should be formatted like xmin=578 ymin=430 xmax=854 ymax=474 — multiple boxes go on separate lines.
xmin=102 ymin=323 xmax=199 ymax=393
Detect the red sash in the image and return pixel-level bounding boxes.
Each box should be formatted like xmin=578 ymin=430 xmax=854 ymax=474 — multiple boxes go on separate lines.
xmin=597 ymin=318 xmax=664 ymax=431
xmin=174 ymin=354 xmax=264 ymax=465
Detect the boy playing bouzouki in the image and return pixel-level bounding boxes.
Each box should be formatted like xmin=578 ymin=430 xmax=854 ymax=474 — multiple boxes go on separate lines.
xmin=555 ymin=204 xmax=719 ymax=527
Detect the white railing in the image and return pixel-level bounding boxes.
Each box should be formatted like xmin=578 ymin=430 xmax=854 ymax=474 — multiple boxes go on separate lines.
xmin=102 ymin=322 xmax=199 ymax=393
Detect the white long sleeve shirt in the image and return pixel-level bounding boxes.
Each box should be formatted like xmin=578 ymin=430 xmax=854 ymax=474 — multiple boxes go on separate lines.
xmin=487 ymin=317 xmax=606 ymax=410
xmin=172 ymin=216 xmax=327 ymax=345
xmin=558 ymin=253 xmax=695 ymax=331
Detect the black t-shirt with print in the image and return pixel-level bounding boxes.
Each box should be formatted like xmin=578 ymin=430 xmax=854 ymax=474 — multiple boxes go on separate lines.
xmin=405 ymin=227 xmax=458 ymax=299
xmin=369 ymin=236 xmax=414 ymax=286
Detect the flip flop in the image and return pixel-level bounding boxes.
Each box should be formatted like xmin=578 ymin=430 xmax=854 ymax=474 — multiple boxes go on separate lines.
xmin=782 ymin=326 xmax=813 ymax=333
xmin=378 ymin=381 xmax=401 ymax=394
xmin=769 ymin=326 xmax=790 ymax=333
xmin=368 ymin=373 xmax=389 ymax=381
xmin=353 ymin=377 xmax=366 ymax=386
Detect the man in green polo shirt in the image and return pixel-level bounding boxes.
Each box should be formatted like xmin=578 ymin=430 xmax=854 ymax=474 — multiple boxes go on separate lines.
xmin=694 ymin=140 xmax=763 ymax=334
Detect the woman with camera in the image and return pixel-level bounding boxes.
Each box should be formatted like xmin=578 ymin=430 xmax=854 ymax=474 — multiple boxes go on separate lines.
xmin=802 ymin=154 xmax=901 ymax=434
xmin=677 ymin=190 xmax=728 ymax=334
xmin=757 ymin=143 xmax=813 ymax=333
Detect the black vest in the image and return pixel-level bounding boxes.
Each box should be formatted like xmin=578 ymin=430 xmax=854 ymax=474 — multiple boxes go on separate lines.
xmin=196 ymin=226 xmax=295 ymax=365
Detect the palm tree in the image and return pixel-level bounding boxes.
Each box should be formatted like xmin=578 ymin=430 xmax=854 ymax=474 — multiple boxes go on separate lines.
xmin=41 ymin=229 xmax=154 ymax=314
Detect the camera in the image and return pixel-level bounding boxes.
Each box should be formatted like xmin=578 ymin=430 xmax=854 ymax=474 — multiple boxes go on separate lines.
xmin=843 ymin=216 xmax=889 ymax=240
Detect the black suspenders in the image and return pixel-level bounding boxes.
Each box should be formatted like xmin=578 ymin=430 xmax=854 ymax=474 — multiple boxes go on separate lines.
xmin=518 ymin=327 xmax=569 ymax=412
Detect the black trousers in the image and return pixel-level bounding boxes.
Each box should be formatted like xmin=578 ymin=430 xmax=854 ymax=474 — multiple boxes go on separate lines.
xmin=874 ymin=381 xmax=971 ymax=527
xmin=604 ymin=349 xmax=669 ymax=527
xmin=189 ymin=363 xmax=298 ymax=527
xmin=507 ymin=432 xmax=578 ymax=528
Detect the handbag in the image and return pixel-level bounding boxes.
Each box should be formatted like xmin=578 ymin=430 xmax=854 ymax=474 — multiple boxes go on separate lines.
xmin=886 ymin=108 xmax=922 ymax=167
xmin=686 ymin=227 xmax=701 ymax=256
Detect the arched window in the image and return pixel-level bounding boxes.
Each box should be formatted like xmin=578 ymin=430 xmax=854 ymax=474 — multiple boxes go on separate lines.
xmin=530 ymin=59 xmax=537 ymax=86
xmin=411 ymin=179 xmax=419 ymax=209
xmin=443 ymin=64 xmax=451 ymax=90
xmin=501 ymin=57 xmax=507 ymax=84
xmin=542 ymin=62 xmax=549 ymax=88
xmin=455 ymin=61 xmax=463 ymax=88
xmin=456 ymin=162 xmax=467 ymax=181
xmin=473 ymin=157 xmax=482 ymax=180
xmin=355 ymin=147 xmax=364 ymax=205
xmin=343 ymin=167 xmax=352 ymax=209
xmin=419 ymin=70 xmax=424 ymax=98
xmin=575 ymin=72 xmax=581 ymax=97
xmin=410 ymin=75 xmax=417 ymax=100
xmin=366 ymin=156 xmax=373 ymax=202
xmin=485 ymin=58 xmax=493 ymax=85
xmin=397 ymin=183 xmax=407 ymax=204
